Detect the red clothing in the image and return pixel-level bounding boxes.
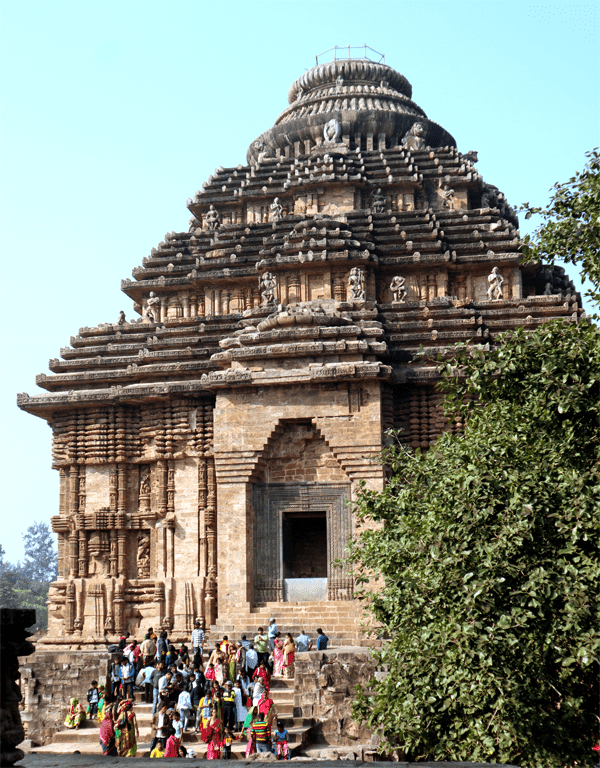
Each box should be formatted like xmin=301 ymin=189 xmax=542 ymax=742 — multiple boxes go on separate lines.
xmin=164 ymin=735 xmax=180 ymax=757
xmin=252 ymin=666 xmax=271 ymax=689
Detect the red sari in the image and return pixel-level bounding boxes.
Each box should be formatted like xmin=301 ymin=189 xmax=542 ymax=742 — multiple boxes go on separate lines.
xmin=164 ymin=734 xmax=180 ymax=757
xmin=201 ymin=717 xmax=223 ymax=759
xmin=252 ymin=666 xmax=271 ymax=690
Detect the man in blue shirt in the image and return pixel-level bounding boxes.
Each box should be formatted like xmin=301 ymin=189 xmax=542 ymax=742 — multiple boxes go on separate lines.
xmin=316 ymin=628 xmax=329 ymax=650
xmin=295 ymin=630 xmax=312 ymax=652
xmin=268 ymin=618 xmax=278 ymax=653
xmin=119 ymin=657 xmax=135 ymax=699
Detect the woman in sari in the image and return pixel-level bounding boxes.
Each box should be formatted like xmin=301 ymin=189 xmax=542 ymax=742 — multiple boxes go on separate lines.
xmin=64 ymin=698 xmax=86 ymax=729
xmin=257 ymin=690 xmax=276 ymax=725
xmin=96 ymin=685 xmax=107 ymax=724
xmin=115 ymin=700 xmax=140 ymax=757
xmin=201 ymin=706 xmax=223 ymax=759
xmin=282 ymin=634 xmax=296 ymax=679
xmin=227 ymin=646 xmax=237 ymax=682
xmin=253 ymin=661 xmax=271 ymax=690
xmin=98 ymin=709 xmax=117 ymax=756
xmin=243 ymin=707 xmax=258 ymax=757
xmin=273 ymin=633 xmax=285 ymax=676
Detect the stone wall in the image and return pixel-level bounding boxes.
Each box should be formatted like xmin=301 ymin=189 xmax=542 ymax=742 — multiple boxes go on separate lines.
xmin=293 ymin=647 xmax=378 ymax=746
xmin=19 ymin=649 xmax=111 ymax=746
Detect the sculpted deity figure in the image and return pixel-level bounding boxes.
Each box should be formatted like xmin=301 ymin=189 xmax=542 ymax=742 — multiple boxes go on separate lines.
xmin=146 ymin=291 xmax=161 ymax=322
xmin=117 ymin=310 xmax=126 ymax=325
xmin=402 ymin=121 xmax=427 ymax=151
xmin=205 ymin=205 xmax=220 ymax=231
xmin=137 ymin=531 xmax=151 ymax=578
xmin=371 ymin=188 xmax=386 ymax=213
xmin=254 ymin=140 xmax=274 ymax=164
xmin=487 ymin=266 xmax=504 ymax=300
xmin=441 ymin=184 xmax=455 ymax=210
xmin=390 ymin=275 xmax=407 ymax=303
xmin=270 ymin=197 xmax=283 ymax=222
xmin=348 ymin=266 xmax=366 ymax=301
xmin=140 ymin=468 xmax=151 ymax=497
xmin=260 ymin=272 xmax=277 ymax=306
xmin=323 ymin=118 xmax=341 ymax=145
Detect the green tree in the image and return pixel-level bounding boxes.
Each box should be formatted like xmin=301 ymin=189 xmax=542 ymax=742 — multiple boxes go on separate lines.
xmin=22 ymin=521 xmax=58 ymax=584
xmin=348 ymin=154 xmax=600 ymax=768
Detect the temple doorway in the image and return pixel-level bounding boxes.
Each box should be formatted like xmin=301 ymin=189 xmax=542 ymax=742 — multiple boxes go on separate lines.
xmin=282 ymin=511 xmax=327 ymax=579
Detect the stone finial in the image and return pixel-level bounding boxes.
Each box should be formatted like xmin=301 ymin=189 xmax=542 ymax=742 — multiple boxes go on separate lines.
xmin=487 ymin=266 xmax=504 ymax=300
xmin=402 ymin=121 xmax=427 ymax=150
xmin=117 ymin=310 xmax=126 ymax=325
xmin=348 ymin=266 xmax=366 ymax=301
xmin=260 ymin=272 xmax=277 ymax=306
xmin=270 ymin=197 xmax=284 ymax=222
xmin=390 ymin=275 xmax=407 ymax=303
xmin=323 ymin=118 xmax=342 ymax=145
xmin=205 ymin=205 xmax=220 ymax=231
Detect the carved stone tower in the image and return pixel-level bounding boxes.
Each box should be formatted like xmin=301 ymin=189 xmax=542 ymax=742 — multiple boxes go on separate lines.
xmin=19 ymin=56 xmax=580 ymax=647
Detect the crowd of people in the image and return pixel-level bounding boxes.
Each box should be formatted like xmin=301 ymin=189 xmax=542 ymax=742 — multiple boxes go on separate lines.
xmin=64 ymin=620 xmax=329 ymax=758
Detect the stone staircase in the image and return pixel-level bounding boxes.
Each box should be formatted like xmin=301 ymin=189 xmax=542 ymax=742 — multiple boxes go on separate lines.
xmin=28 ymin=676 xmax=314 ymax=758
xmin=210 ymin=600 xmax=369 ymax=647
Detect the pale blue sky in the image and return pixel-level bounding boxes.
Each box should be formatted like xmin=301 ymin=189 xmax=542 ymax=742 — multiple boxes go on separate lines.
xmin=1 ymin=0 xmax=598 ymax=562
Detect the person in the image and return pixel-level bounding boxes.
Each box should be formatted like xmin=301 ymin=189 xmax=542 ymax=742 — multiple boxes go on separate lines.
xmin=250 ymin=714 xmax=271 ymax=754
xmin=220 ymin=635 xmax=232 ymax=656
xmin=214 ymin=655 xmax=225 ymax=687
xmin=158 ymin=669 xmax=172 ymax=705
xmin=227 ymin=645 xmax=237 ymax=682
xmin=165 ymin=644 xmax=178 ymax=668
xmin=252 ymin=678 xmax=266 ymax=708
xmin=273 ymin=633 xmax=285 ymax=676
xmin=202 ymin=705 xmax=224 ymax=759
xmin=86 ymin=680 xmax=99 ymax=718
xmin=150 ymin=662 xmax=164 ymax=714
xmin=192 ymin=620 xmax=205 ymax=667
xmin=155 ymin=630 xmax=168 ymax=663
xmin=268 ymin=619 xmax=278 ymax=653
xmin=273 ymin=720 xmax=291 ymax=760
xmin=99 ymin=708 xmax=117 ymax=756
xmin=115 ymin=700 xmax=139 ymax=757
xmin=222 ymin=681 xmax=236 ymax=731
xmin=117 ymin=633 xmax=129 ymax=651
xmin=124 ymin=639 xmax=141 ymax=672
xmin=240 ymin=634 xmax=250 ymax=649
xmin=282 ymin=634 xmax=295 ymax=679
xmin=178 ymin=744 xmax=188 ymax=758
xmin=177 ymin=686 xmax=193 ymax=731
xmin=109 ymin=658 xmax=121 ymax=698
xmin=295 ymin=630 xmax=312 ymax=653
xmin=164 ymin=727 xmax=180 ymax=758
xmin=64 ymin=697 xmax=86 ymax=729
xmin=172 ymin=710 xmax=183 ymax=741
xmin=257 ymin=689 xmax=276 ymax=724
xmin=150 ymin=738 xmax=164 ymax=758
xmin=246 ymin=643 xmax=258 ymax=680
xmin=253 ymin=660 xmax=271 ymax=690
xmin=141 ymin=633 xmax=157 ymax=666
xmin=236 ymin=643 xmax=247 ymax=683
xmin=233 ymin=679 xmax=248 ymax=731
xmin=316 ymin=628 xmax=329 ymax=650
xmin=243 ymin=707 xmax=258 ymax=757
xmin=118 ymin=656 xmax=135 ymax=700
xmin=96 ymin=685 xmax=107 ymax=724
xmin=141 ymin=660 xmax=155 ymax=704
xmin=222 ymin=726 xmax=236 ymax=759
xmin=150 ymin=703 xmax=169 ymax=753
xmin=198 ymin=691 xmax=213 ymax=731
xmin=254 ymin=628 xmax=268 ymax=666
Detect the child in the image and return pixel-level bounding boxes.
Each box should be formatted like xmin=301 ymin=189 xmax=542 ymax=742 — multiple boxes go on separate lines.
xmin=150 ymin=738 xmax=164 ymax=758
xmin=205 ymin=662 xmax=216 ymax=683
xmin=164 ymin=727 xmax=180 ymax=758
xmin=172 ymin=710 xmax=183 ymax=740
xmin=222 ymin=726 xmax=237 ymax=759
xmin=86 ymin=680 xmax=99 ymax=718
xmin=273 ymin=720 xmax=290 ymax=760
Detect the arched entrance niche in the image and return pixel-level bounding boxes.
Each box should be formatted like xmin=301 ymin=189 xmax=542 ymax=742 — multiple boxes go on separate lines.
xmin=252 ymin=420 xmax=354 ymax=604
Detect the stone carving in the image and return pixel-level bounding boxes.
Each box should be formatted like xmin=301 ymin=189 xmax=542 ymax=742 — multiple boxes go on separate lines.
xmin=117 ymin=310 xmax=126 ymax=325
xmin=188 ymin=216 xmax=201 ymax=232
xmin=137 ymin=531 xmax=151 ymax=578
xmin=270 ymin=197 xmax=283 ymax=221
xmin=348 ymin=267 xmax=366 ymax=301
xmin=254 ymin=140 xmax=274 ymax=163
xmin=402 ymin=121 xmax=427 ymax=150
xmin=390 ymin=275 xmax=407 ymax=303
xmin=487 ymin=267 xmax=504 ymax=300
xmin=335 ymin=76 xmax=344 ymax=94
xmin=205 ymin=205 xmax=220 ymax=231
xmin=260 ymin=272 xmax=277 ymax=306
xmin=146 ymin=291 xmax=161 ymax=322
xmin=371 ymin=188 xmax=386 ymax=213
xmin=441 ymin=184 xmax=455 ymax=209
xmin=323 ymin=118 xmax=341 ymax=144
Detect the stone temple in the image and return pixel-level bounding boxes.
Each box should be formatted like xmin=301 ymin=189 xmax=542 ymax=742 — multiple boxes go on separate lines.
xmin=19 ymin=56 xmax=580 ymax=653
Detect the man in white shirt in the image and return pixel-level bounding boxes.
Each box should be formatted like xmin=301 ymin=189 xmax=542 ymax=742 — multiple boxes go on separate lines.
xmin=295 ymin=630 xmax=312 ymax=652
xmin=245 ymin=643 xmax=258 ymax=678
xmin=191 ymin=621 xmax=205 ymax=667
xmin=268 ymin=618 xmax=278 ymax=653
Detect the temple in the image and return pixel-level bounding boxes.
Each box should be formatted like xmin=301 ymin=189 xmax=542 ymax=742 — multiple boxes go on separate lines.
xmin=19 ymin=56 xmax=581 ymax=649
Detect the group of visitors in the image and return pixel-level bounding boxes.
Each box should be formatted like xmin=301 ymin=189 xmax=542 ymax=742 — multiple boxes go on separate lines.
xmin=65 ymin=620 xmax=329 ymax=758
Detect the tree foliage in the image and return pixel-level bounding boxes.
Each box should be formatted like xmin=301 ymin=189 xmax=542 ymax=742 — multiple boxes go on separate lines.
xmin=348 ymin=153 xmax=600 ymax=767
xmin=520 ymin=148 xmax=600 ymax=306
xmin=0 ymin=522 xmax=58 ymax=631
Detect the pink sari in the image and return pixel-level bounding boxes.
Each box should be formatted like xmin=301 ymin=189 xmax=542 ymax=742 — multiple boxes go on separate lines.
xmin=273 ymin=638 xmax=284 ymax=676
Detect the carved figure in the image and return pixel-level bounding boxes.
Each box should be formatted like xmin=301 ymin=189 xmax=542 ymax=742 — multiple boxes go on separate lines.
xmin=335 ymin=76 xmax=344 ymax=94
xmin=402 ymin=122 xmax=427 ymax=151
xmin=348 ymin=267 xmax=366 ymax=301
xmin=254 ymin=140 xmax=274 ymax=164
xmin=270 ymin=197 xmax=283 ymax=221
xmin=323 ymin=118 xmax=341 ymax=145
xmin=140 ymin=469 xmax=151 ymax=497
xmin=117 ymin=310 xmax=126 ymax=325
xmin=487 ymin=267 xmax=504 ymax=300
xmin=146 ymin=292 xmax=161 ymax=322
xmin=137 ymin=532 xmax=151 ymax=578
xmin=188 ymin=216 xmax=201 ymax=232
xmin=260 ymin=272 xmax=277 ymax=306
xmin=390 ymin=275 xmax=407 ymax=303
xmin=205 ymin=205 xmax=220 ymax=231
xmin=441 ymin=184 xmax=455 ymax=210
xmin=371 ymin=188 xmax=386 ymax=213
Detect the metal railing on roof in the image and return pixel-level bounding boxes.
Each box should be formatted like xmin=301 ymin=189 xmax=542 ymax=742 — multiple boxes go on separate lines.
xmin=314 ymin=45 xmax=385 ymax=66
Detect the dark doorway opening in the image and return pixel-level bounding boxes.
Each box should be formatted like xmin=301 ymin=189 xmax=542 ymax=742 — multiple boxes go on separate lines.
xmin=282 ymin=511 xmax=327 ymax=578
